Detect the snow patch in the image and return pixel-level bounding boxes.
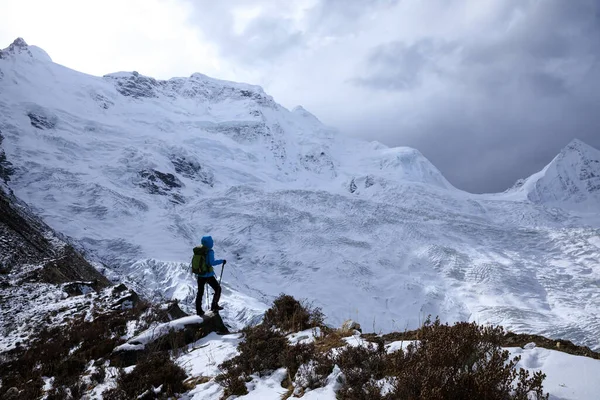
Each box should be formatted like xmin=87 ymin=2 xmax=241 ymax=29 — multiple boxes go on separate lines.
xmin=114 ymin=315 xmax=204 ymax=351
xmin=287 ymin=327 xmax=321 ymax=345
xmin=177 ymin=332 xmax=242 ymax=377
xmin=509 ymin=347 xmax=600 ymax=400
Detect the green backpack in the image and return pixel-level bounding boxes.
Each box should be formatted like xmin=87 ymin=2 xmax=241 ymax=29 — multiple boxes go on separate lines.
xmin=191 ymin=246 xmax=211 ymax=275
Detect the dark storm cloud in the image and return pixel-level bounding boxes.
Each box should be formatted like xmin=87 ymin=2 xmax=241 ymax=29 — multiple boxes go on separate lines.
xmin=352 ymin=39 xmax=457 ymax=91
xmin=186 ymin=0 xmax=600 ymax=193
xmin=348 ymin=0 xmax=600 ymax=192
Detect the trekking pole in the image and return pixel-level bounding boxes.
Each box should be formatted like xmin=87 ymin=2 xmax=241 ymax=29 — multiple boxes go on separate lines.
xmin=205 ymin=284 xmax=209 ymax=308
xmin=219 ymin=261 xmax=226 ymax=285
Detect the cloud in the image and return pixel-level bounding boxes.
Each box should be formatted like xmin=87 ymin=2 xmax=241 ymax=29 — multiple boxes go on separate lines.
xmin=0 ymin=0 xmax=224 ymax=79
xmin=306 ymin=0 xmax=400 ymax=36
xmin=292 ymin=0 xmax=600 ymax=192
xmin=185 ymin=0 xmax=308 ymax=66
xmin=352 ymin=39 xmax=458 ymax=91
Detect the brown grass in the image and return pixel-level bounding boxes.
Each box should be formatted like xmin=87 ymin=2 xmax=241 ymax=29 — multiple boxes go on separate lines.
xmin=183 ymin=375 xmax=212 ymax=390
xmin=314 ymin=327 xmax=349 ymax=353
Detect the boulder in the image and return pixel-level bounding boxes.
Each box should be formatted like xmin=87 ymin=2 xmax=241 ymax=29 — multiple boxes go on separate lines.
xmin=112 ymin=312 xmax=229 ymax=367
xmin=341 ymin=319 xmax=362 ymax=333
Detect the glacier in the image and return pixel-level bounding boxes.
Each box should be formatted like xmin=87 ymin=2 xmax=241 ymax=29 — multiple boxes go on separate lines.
xmin=1 ymin=38 xmax=599 ymax=350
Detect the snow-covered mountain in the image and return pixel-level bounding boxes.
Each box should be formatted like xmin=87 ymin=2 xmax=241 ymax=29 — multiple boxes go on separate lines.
xmin=1 ymin=38 xmax=599 ymax=350
xmin=503 ymin=139 xmax=600 ymax=211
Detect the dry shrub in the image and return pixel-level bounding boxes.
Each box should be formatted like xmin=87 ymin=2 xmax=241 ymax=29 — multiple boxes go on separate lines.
xmin=215 ymin=362 xmax=249 ymax=398
xmin=281 ymin=342 xmax=317 ymax=378
xmin=216 ymin=326 xmax=335 ymax=398
xmin=46 ymin=382 xmax=88 ymax=400
xmin=336 ymin=318 xmax=548 ymax=400
xmin=216 ymin=295 xmax=338 ymax=398
xmin=294 ymin=351 xmax=336 ymax=392
xmin=216 ymin=324 xmax=288 ymax=398
xmin=336 ymin=344 xmax=388 ymax=400
xmin=0 ymin=301 xmax=148 ymax=399
xmin=103 ymin=352 xmax=187 ymax=400
xmin=91 ymin=366 xmax=106 ymax=384
xmin=217 ymin=324 xmax=288 ymax=381
xmin=216 ymin=295 xmax=333 ymax=397
xmin=238 ymin=324 xmax=289 ymax=375
xmin=218 ymin=298 xmax=549 ymax=400
xmin=263 ymin=294 xmax=324 ymax=333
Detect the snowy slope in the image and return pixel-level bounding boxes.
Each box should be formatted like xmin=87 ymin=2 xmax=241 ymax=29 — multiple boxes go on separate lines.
xmin=1 ymin=38 xmax=599 ymax=350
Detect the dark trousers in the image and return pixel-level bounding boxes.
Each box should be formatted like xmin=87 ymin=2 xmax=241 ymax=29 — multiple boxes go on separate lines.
xmin=196 ymin=275 xmax=221 ymax=313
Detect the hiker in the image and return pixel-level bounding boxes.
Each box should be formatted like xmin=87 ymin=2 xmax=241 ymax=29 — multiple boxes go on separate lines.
xmin=192 ymin=236 xmax=226 ymax=316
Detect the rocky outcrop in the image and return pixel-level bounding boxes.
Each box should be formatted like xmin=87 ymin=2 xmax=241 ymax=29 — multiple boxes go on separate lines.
xmin=171 ymin=155 xmax=214 ymax=186
xmin=103 ymin=70 xmax=277 ymax=108
xmin=0 ymin=38 xmax=52 ymax=62
xmin=137 ymin=169 xmax=185 ymax=204
xmin=113 ymin=312 xmax=230 ymax=366
xmin=0 ymin=38 xmax=29 ymax=59
xmin=105 ymin=71 xmax=161 ymax=98
xmin=27 ymin=111 xmax=57 ymax=130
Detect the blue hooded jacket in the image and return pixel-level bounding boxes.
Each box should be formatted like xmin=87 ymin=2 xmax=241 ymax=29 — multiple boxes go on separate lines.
xmin=197 ymin=236 xmax=224 ymax=278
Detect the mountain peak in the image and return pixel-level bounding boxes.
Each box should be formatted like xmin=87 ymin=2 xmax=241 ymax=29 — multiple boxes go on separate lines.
xmin=509 ymin=139 xmax=600 ymax=209
xmin=1 ymin=38 xmax=28 ymax=57
xmin=292 ymin=105 xmax=321 ymax=122
xmin=554 ymin=138 xmax=600 ymax=165
xmin=292 ymin=105 xmax=308 ymax=113
xmin=11 ymin=37 xmax=28 ymax=48
xmin=562 ymin=138 xmax=598 ymax=156
xmin=1 ymin=37 xmax=52 ymax=62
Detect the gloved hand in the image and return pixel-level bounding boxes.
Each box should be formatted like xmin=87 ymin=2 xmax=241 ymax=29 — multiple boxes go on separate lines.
xmin=223 ymin=260 xmax=227 ymax=265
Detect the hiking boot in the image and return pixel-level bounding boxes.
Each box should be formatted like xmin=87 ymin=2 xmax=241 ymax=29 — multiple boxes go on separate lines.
xmin=211 ymin=304 xmax=224 ymax=312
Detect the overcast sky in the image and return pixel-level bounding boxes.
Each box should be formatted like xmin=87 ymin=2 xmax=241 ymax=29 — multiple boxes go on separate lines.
xmin=2 ymin=0 xmax=599 ymax=192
